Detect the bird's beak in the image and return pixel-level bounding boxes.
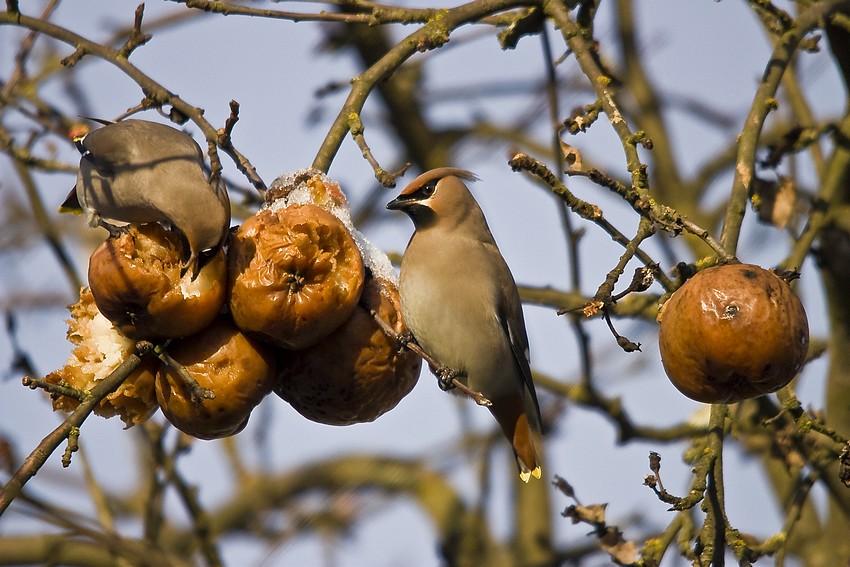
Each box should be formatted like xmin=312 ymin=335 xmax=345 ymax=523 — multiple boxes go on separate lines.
xmin=387 ymin=195 xmax=417 ymax=212
xmin=180 ymin=254 xmax=200 ymax=281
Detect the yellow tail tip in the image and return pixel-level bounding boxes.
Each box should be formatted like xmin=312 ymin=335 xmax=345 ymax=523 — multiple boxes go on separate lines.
xmin=58 ymin=205 xmax=83 ymax=215
xmin=519 ymin=466 xmax=542 ymax=483
xmin=60 ymin=187 xmax=82 ymax=214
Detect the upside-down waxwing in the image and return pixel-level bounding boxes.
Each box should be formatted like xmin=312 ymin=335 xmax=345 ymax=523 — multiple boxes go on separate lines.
xmin=62 ymin=119 xmax=230 ymax=278
xmin=387 ymin=168 xmax=543 ymax=482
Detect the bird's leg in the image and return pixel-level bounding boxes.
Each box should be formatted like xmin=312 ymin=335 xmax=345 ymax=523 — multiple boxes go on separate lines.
xmin=430 ymin=365 xmax=492 ymax=406
xmin=394 ymin=332 xmax=461 ymax=393
xmin=94 ymin=216 xmax=129 ymax=239
xmin=101 ymin=222 xmax=128 ymax=239
xmin=83 ymin=204 xmax=129 ymax=238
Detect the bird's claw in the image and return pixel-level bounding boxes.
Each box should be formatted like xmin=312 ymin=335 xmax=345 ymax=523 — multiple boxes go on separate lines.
xmin=395 ymin=331 xmax=415 ymax=355
xmin=435 ymin=365 xmax=459 ymax=391
xmin=99 ymin=219 xmax=129 ymax=239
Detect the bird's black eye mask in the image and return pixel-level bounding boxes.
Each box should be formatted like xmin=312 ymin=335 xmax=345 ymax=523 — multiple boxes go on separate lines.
xmin=397 ymin=179 xmax=438 ymax=204
xmin=387 ymin=179 xmax=441 ymax=226
xmin=74 ymin=134 xmax=118 ymax=176
xmin=74 ymin=135 xmax=91 ymax=159
xmin=416 ymin=179 xmax=438 ymax=199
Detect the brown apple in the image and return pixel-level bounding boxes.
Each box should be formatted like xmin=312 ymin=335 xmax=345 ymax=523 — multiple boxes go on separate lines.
xmin=275 ymin=274 xmax=421 ymax=425
xmin=658 ymin=263 xmax=809 ymax=403
xmin=227 ymin=204 xmax=364 ymax=349
xmin=88 ymin=223 xmax=226 ymax=340
xmin=155 ymin=317 xmax=276 ymax=440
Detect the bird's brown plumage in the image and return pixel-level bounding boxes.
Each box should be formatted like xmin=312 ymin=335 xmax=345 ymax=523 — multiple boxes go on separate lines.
xmin=388 ymin=168 xmax=542 ymax=481
xmin=65 ymin=119 xmax=230 ymax=278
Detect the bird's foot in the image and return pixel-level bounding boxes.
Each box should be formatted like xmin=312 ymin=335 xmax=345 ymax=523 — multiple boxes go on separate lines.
xmin=433 ymin=367 xmax=491 ymax=405
xmin=395 ymin=331 xmax=415 ymax=354
xmin=98 ymin=219 xmax=129 ymax=239
xmin=435 ymin=365 xmax=461 ymax=392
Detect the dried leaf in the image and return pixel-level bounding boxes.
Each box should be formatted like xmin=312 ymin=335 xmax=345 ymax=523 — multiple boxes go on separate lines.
xmin=582 ymin=300 xmax=604 ymax=318
xmin=599 ymin=526 xmax=639 ymax=564
xmin=574 ymin=503 xmax=607 ymax=524
xmin=560 ymin=141 xmax=583 ymax=172
xmin=648 ymin=451 xmax=661 ymax=475
xmin=553 ymin=475 xmax=576 ymax=499
xmin=750 ymin=176 xmax=796 ymax=229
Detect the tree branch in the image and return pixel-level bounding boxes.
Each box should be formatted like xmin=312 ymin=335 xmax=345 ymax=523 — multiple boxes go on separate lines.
xmin=721 ymin=0 xmax=850 ymax=255
xmin=0 ymin=344 xmax=148 ymax=516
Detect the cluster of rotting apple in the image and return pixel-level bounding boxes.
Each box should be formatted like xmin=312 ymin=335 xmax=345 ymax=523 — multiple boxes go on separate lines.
xmin=43 ymin=168 xmax=421 ymax=439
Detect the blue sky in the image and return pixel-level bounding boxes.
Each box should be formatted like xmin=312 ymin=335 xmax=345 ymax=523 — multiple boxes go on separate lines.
xmin=0 ymin=1 xmax=841 ymax=565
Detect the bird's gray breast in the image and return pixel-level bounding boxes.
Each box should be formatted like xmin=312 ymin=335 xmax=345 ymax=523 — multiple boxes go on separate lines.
xmin=398 ymin=234 xmax=519 ymax=398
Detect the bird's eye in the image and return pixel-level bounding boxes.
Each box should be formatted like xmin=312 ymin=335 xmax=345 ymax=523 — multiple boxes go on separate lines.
xmin=419 ymin=180 xmax=438 ymax=198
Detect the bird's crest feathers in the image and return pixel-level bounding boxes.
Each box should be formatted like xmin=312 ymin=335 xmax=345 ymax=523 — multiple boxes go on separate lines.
xmin=398 ymin=167 xmax=479 ymax=197
xmin=79 ymin=116 xmax=114 ymax=126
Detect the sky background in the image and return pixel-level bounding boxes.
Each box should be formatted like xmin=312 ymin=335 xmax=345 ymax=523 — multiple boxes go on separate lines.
xmin=0 ymin=1 xmax=842 ymax=565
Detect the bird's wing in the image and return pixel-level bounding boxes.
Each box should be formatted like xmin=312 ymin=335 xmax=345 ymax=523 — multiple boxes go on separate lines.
xmin=494 ymin=257 xmax=543 ymax=430
xmin=80 ymin=120 xmax=204 ymax=172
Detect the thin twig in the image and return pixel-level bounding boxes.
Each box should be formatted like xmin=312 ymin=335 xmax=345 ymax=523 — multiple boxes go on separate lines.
xmin=22 ymin=376 xmax=87 ymax=401
xmin=174 ymin=0 xmax=436 ymax=25
xmin=509 ymin=152 xmax=675 ymax=290
xmin=772 ymin=386 xmax=848 ymax=445
xmin=168 ymin=457 xmax=223 ymax=565
xmin=540 ymin=24 xmax=596 ymax=394
xmin=697 ymin=403 xmax=730 ymax=563
xmin=0 ymin=10 xmax=266 ymax=192
xmin=348 ymin=112 xmax=410 ymax=187
xmin=591 ymin=217 xmax=656 ymax=307
xmin=0 ymin=344 xmax=149 ymax=516
xmin=153 ymin=343 xmax=214 ymax=404
xmin=533 ymin=372 xmax=709 ymax=443
xmin=367 ymin=308 xmax=491 ymax=407
xmin=116 ymin=3 xmax=152 ymax=59
xmin=722 ymin=0 xmax=850 ymax=255
xmin=782 ymin=111 xmax=850 ymax=270
xmin=544 ymin=1 xmax=644 ymax=186
xmin=568 ymin=165 xmax=734 ymax=264
xmin=311 ymin=0 xmax=538 ymax=172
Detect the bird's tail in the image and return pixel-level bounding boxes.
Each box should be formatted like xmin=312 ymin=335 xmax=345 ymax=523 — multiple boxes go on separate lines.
xmin=489 ymin=394 xmax=542 ymax=482
xmin=59 ymin=187 xmax=83 ymax=215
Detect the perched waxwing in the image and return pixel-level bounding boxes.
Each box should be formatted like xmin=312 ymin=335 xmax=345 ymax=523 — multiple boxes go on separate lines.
xmin=387 ymin=168 xmax=543 ymax=482
xmin=62 ymin=119 xmax=230 ymax=278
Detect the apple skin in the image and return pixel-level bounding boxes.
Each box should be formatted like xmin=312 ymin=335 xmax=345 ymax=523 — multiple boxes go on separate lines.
xmin=658 ymin=263 xmax=809 ymax=404
xmin=88 ymin=223 xmax=226 ymax=340
xmin=227 ymin=205 xmax=364 ymax=349
xmin=275 ymin=276 xmax=421 ymax=425
xmin=155 ymin=317 xmax=276 ymax=440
